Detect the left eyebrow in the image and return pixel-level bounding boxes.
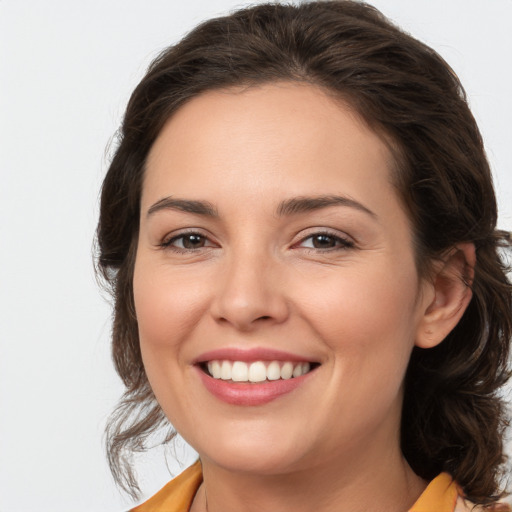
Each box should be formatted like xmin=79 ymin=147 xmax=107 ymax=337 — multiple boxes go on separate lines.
xmin=276 ymin=195 xmax=377 ymax=218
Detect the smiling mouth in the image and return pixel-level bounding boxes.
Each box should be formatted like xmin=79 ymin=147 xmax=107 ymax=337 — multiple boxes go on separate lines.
xmin=200 ymin=360 xmax=319 ymax=383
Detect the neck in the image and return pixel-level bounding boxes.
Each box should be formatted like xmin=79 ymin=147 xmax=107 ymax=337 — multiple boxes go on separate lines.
xmin=191 ymin=433 xmax=427 ymax=512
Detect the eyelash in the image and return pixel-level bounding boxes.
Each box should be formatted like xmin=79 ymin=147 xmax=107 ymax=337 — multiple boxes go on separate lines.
xmin=159 ymin=230 xmax=355 ymax=253
xmin=296 ymin=231 xmax=355 ymax=251
xmin=160 ymin=231 xmax=213 ymax=253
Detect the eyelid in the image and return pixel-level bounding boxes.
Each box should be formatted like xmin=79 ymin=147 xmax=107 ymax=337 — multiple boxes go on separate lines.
xmin=293 ymin=228 xmax=355 ymax=250
xmin=157 ymin=227 xmax=355 ymax=252
xmin=159 ymin=228 xmax=218 ymax=250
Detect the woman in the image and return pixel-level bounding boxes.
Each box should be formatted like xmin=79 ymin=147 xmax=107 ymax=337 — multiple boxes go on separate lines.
xmin=96 ymin=1 xmax=512 ymax=511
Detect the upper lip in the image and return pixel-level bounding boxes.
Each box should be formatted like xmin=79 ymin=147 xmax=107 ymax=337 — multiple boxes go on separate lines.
xmin=193 ymin=347 xmax=319 ymax=364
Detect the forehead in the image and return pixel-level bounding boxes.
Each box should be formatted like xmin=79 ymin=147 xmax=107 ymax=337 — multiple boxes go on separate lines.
xmin=142 ymin=82 xmax=398 ymax=216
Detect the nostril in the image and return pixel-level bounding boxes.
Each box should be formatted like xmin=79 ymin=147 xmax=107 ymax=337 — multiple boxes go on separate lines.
xmin=211 ymin=292 xmax=289 ymax=330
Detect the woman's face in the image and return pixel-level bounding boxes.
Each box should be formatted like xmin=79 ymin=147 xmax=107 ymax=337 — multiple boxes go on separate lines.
xmin=134 ymin=82 xmax=433 ymax=475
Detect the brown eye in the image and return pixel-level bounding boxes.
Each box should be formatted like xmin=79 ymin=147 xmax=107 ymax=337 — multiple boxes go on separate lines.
xmin=311 ymin=234 xmax=337 ymax=249
xmin=298 ymin=232 xmax=354 ymax=250
xmin=163 ymin=233 xmax=211 ymax=250
xmin=180 ymin=234 xmax=206 ymax=249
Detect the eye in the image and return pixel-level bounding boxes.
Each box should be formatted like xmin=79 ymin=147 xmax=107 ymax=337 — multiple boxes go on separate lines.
xmin=298 ymin=232 xmax=354 ymax=250
xmin=161 ymin=232 xmax=213 ymax=251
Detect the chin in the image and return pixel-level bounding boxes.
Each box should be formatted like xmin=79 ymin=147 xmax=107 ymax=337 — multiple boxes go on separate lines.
xmin=187 ymin=422 xmax=311 ymax=475
xmin=203 ymin=448 xmax=304 ymax=476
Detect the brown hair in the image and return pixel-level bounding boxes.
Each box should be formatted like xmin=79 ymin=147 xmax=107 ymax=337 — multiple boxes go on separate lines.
xmin=96 ymin=0 xmax=512 ymax=505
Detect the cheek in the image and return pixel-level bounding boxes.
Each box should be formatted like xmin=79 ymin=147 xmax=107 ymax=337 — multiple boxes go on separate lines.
xmin=133 ymin=258 xmax=211 ymax=423
xmin=302 ymin=262 xmax=419 ymax=335
xmin=298 ymin=263 xmax=420 ymax=387
xmin=133 ymin=260 xmax=208 ymax=350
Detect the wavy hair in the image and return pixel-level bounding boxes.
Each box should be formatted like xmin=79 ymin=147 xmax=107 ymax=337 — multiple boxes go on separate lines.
xmin=96 ymin=0 xmax=512 ymax=505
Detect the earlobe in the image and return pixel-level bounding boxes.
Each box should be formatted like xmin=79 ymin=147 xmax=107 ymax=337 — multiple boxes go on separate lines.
xmin=415 ymin=243 xmax=475 ymax=349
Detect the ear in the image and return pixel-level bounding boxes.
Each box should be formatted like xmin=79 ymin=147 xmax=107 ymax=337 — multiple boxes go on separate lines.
xmin=415 ymin=243 xmax=475 ymax=349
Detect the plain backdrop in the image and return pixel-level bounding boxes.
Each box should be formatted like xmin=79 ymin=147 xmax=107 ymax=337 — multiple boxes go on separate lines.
xmin=1 ymin=1 xmax=511 ymax=510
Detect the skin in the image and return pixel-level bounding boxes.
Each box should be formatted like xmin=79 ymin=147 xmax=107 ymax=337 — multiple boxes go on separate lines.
xmin=133 ymin=82 xmax=474 ymax=512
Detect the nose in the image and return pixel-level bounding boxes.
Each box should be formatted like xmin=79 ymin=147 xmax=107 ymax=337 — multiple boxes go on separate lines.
xmin=210 ymin=250 xmax=290 ymax=331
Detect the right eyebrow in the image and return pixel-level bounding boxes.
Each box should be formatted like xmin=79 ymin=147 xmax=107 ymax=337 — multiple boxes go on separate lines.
xmin=146 ymin=197 xmax=219 ymax=218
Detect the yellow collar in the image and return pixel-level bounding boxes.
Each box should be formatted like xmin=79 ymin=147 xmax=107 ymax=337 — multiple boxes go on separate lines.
xmin=409 ymin=472 xmax=458 ymax=512
xmin=131 ymin=460 xmax=202 ymax=512
xmin=132 ymin=464 xmax=506 ymax=512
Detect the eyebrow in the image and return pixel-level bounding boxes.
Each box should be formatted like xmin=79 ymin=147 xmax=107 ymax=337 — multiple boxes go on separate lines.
xmin=147 ymin=197 xmax=218 ymax=217
xmin=146 ymin=194 xmax=376 ymax=219
xmin=276 ymin=195 xmax=377 ymax=218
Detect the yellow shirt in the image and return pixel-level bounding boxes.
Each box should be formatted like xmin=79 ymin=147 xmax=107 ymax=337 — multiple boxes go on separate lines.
xmin=131 ymin=461 xmax=509 ymax=512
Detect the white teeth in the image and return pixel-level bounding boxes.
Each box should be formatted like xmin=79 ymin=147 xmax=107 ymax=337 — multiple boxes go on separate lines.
xmin=220 ymin=360 xmax=232 ymax=380
xmin=280 ymin=362 xmax=294 ymax=379
xmin=248 ymin=361 xmax=267 ymax=382
xmin=292 ymin=364 xmax=303 ymax=378
xmin=232 ymin=361 xmax=248 ymax=382
xmin=211 ymin=360 xmax=221 ymax=379
xmin=205 ymin=360 xmax=314 ymax=382
xmin=266 ymin=361 xmax=281 ymax=381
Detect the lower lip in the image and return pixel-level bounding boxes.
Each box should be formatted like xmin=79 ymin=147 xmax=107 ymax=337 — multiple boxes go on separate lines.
xmin=195 ymin=366 xmax=315 ymax=406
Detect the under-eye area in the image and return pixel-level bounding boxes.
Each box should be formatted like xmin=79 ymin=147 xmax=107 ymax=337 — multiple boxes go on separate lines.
xmin=199 ymin=360 xmax=321 ymax=383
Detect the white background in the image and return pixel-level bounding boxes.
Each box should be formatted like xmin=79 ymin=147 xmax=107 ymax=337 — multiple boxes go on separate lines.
xmin=1 ymin=1 xmax=511 ymax=510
